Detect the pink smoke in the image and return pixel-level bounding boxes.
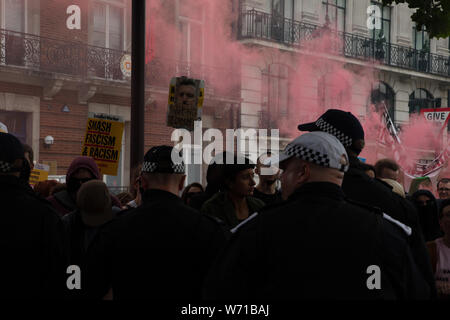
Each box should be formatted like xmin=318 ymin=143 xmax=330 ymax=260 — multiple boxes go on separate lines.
xmin=145 ymin=0 xmax=448 ymax=176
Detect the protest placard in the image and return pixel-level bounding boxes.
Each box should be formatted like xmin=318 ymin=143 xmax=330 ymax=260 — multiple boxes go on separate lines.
xmin=81 ymin=113 xmax=124 ymax=176
xmin=167 ymin=76 xmax=204 ymax=131
xmin=29 ymin=163 xmax=50 ymax=186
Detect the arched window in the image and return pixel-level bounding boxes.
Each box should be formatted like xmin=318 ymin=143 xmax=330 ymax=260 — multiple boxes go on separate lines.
xmin=409 ymin=88 xmax=434 ymax=114
xmin=261 ymin=63 xmax=290 ymax=127
xmin=371 ymin=82 xmax=395 ymax=121
xmin=317 ymin=73 xmax=351 ymax=111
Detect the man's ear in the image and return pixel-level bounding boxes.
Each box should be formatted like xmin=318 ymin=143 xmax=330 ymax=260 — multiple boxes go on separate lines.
xmin=178 ymin=175 xmax=187 ymax=192
xmin=297 ymin=162 xmax=310 ymax=185
xmin=140 ymin=174 xmax=149 ymax=190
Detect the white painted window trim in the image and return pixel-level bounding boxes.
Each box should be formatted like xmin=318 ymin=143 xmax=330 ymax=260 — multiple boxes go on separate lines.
xmin=0 ymin=0 xmax=28 ymax=32
xmin=178 ymin=2 xmax=205 ymax=66
xmin=90 ymin=0 xmax=127 ymax=50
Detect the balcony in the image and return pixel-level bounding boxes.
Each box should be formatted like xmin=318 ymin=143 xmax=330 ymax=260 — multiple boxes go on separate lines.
xmin=0 ymin=28 xmax=241 ymax=99
xmin=238 ymin=9 xmax=450 ymax=78
xmin=0 ymin=28 xmax=128 ymax=81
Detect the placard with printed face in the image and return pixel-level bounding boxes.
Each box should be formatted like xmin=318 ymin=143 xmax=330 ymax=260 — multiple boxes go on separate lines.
xmin=81 ymin=114 xmax=124 ymax=176
xmin=167 ymin=76 xmax=204 ymax=131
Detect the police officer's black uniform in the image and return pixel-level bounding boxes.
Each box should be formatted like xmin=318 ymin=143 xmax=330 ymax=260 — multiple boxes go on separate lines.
xmin=343 ymin=156 xmax=437 ymax=297
xmin=86 ymin=146 xmax=227 ymax=299
xmin=297 ymin=109 xmax=437 ymax=298
xmin=0 ymin=133 xmax=66 ymax=299
xmin=203 ymin=182 xmax=431 ymax=300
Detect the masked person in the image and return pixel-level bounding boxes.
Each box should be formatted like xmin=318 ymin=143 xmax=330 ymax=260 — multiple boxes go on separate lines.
xmin=47 ymin=156 xmax=121 ymax=216
xmin=204 ymin=132 xmax=431 ymax=299
xmin=297 ymin=109 xmax=437 ymax=298
xmin=85 ymin=146 xmax=227 ymax=300
xmin=411 ymin=190 xmax=442 ymax=242
xmin=0 ymin=132 xmax=66 ymax=299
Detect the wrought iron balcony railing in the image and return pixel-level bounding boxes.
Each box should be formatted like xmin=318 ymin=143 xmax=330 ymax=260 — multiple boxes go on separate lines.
xmin=0 ymin=28 xmax=128 ymax=81
xmin=239 ymin=9 xmax=450 ymax=78
xmin=0 ymin=28 xmax=241 ymax=98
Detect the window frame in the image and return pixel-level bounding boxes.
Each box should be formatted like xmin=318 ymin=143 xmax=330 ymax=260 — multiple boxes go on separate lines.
xmin=322 ymin=0 xmax=346 ymax=32
xmin=370 ymin=82 xmax=395 ymax=122
xmin=178 ymin=0 xmax=205 ymax=65
xmin=409 ymin=88 xmax=434 ymax=114
xmin=0 ymin=0 xmax=27 ymax=32
xmin=262 ymin=63 xmax=291 ymax=127
xmin=89 ymin=0 xmax=127 ymax=50
xmin=413 ymin=24 xmax=429 ymax=52
xmin=370 ymin=1 xmax=391 ymax=43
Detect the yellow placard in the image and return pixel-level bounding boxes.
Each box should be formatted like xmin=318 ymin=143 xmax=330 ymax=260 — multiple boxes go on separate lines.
xmin=29 ymin=163 xmax=50 ymax=186
xmin=81 ymin=117 xmax=124 ymax=176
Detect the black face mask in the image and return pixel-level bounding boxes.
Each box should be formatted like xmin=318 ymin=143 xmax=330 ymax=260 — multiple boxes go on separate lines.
xmin=18 ymin=157 xmax=31 ymax=186
xmin=67 ymin=177 xmax=93 ymax=195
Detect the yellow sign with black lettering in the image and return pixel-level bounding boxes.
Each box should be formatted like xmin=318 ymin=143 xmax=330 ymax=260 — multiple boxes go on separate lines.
xmin=81 ymin=116 xmax=124 ymax=176
xmin=29 ymin=163 xmax=50 ymax=186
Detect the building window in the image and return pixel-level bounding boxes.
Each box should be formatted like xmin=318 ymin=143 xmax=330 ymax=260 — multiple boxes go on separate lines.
xmin=262 ymin=64 xmax=290 ymax=127
xmin=0 ymin=110 xmax=28 ymax=143
xmin=1 ymin=0 xmax=25 ymax=32
xmin=413 ymin=25 xmax=429 ymax=51
xmin=322 ymin=0 xmax=346 ymax=32
xmin=89 ymin=0 xmax=126 ymax=50
xmin=370 ymin=1 xmax=390 ymax=43
xmin=409 ymin=88 xmax=434 ymax=114
xmin=271 ymin=0 xmax=295 ymax=42
xmin=318 ymin=73 xmax=351 ymax=111
xmin=0 ymin=0 xmax=27 ymax=66
xmin=178 ymin=0 xmax=204 ymax=65
xmin=371 ymin=82 xmax=395 ymax=122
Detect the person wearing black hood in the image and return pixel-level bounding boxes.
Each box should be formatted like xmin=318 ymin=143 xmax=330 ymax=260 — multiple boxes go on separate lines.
xmin=297 ymin=109 xmax=437 ymax=298
xmin=189 ymin=152 xmax=227 ymax=211
xmin=0 ymin=132 xmax=67 ymax=299
xmin=47 ymin=156 xmax=121 ymax=216
xmin=411 ymin=189 xmax=443 ymax=242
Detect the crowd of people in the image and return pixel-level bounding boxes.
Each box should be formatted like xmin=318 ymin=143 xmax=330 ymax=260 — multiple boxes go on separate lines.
xmin=1 ymin=109 xmax=449 ymax=300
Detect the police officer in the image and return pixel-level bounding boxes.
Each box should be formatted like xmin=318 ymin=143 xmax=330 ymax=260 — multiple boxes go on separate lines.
xmin=0 ymin=132 xmax=66 ymax=299
xmin=297 ymin=109 xmax=437 ymax=297
xmin=86 ymin=145 xmax=227 ymax=299
xmin=203 ymin=132 xmax=431 ymax=299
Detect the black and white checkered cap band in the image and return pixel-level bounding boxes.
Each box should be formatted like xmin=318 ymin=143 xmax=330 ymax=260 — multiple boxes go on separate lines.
xmin=0 ymin=161 xmax=12 ymax=173
xmin=316 ymin=118 xmax=353 ymax=147
xmin=141 ymin=161 xmax=185 ymax=174
xmin=285 ymin=144 xmax=331 ymax=168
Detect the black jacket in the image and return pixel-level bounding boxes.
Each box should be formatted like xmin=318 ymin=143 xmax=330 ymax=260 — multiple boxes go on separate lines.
xmin=0 ymin=175 xmax=67 ymax=299
xmin=342 ymin=158 xmax=437 ymax=298
xmin=86 ymin=189 xmax=227 ymax=300
xmin=204 ymin=182 xmax=432 ymax=300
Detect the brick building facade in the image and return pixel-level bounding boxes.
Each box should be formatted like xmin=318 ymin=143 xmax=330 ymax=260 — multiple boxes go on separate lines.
xmin=0 ymin=0 xmax=241 ymax=188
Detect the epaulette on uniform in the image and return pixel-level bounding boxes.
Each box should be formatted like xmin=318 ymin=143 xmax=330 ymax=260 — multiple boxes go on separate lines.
xmin=345 ymin=197 xmax=383 ymax=215
xmin=345 ymin=197 xmax=412 ymax=237
xmin=231 ymin=212 xmax=259 ymax=234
